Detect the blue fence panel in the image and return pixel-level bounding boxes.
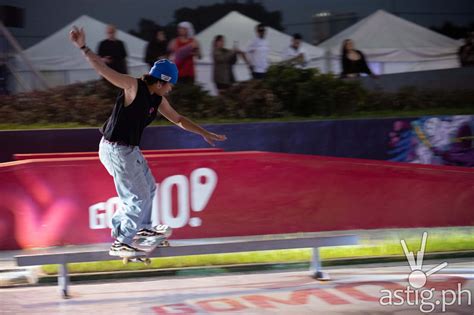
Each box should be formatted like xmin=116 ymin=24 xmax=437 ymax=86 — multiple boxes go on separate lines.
xmin=1 ymin=116 xmax=472 ymax=167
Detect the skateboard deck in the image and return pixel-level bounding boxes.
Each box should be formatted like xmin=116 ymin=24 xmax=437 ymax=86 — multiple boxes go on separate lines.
xmin=121 ymin=234 xmax=170 ymax=265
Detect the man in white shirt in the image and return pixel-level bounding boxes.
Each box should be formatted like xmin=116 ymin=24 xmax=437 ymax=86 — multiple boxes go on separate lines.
xmin=282 ymin=33 xmax=307 ymax=68
xmin=246 ymin=24 xmax=270 ymax=79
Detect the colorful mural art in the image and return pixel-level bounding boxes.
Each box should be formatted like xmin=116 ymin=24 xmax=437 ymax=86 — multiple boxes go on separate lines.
xmin=388 ymin=115 xmax=474 ymax=167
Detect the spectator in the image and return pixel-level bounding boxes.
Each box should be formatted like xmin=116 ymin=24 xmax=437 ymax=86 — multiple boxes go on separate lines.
xmin=168 ymin=21 xmax=201 ymax=84
xmin=282 ymin=33 xmax=307 ymax=67
xmin=246 ymin=23 xmax=270 ymax=79
xmin=145 ymin=29 xmax=169 ymax=68
xmin=458 ymin=32 xmax=474 ymax=67
xmin=97 ymin=25 xmax=128 ymax=74
xmin=340 ymin=39 xmax=375 ymax=79
xmin=212 ymin=35 xmax=247 ymax=93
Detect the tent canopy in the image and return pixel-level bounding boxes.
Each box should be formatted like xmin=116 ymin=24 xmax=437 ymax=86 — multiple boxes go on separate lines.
xmin=195 ymin=11 xmax=325 ymax=64
xmin=19 ymin=15 xmax=148 ymax=71
xmin=193 ymin=11 xmax=326 ymax=93
xmin=318 ymin=10 xmax=460 ymax=62
xmin=12 ymin=15 xmax=149 ymax=92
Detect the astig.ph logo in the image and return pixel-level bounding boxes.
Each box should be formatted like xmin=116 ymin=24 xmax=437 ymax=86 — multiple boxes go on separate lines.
xmin=401 ymin=231 xmax=448 ymax=288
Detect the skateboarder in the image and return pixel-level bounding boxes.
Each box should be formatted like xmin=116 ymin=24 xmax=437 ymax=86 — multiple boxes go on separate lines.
xmin=69 ymin=26 xmax=227 ymax=257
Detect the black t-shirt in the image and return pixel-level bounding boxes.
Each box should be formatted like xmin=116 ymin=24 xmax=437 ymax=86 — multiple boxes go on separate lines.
xmin=97 ymin=39 xmax=128 ymax=74
xmin=100 ymin=79 xmax=163 ymax=146
xmin=145 ymin=39 xmax=169 ymax=67
xmin=341 ymin=50 xmax=373 ymax=77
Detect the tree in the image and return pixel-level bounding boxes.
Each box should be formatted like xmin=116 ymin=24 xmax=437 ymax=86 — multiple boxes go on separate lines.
xmin=129 ymin=18 xmax=177 ymax=43
xmin=430 ymin=21 xmax=474 ymax=40
xmin=129 ymin=18 xmax=161 ymax=41
xmin=172 ymin=1 xmax=284 ymax=34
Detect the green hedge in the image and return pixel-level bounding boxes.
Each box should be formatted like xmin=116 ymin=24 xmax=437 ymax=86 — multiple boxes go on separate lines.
xmin=0 ymin=65 xmax=472 ymax=125
xmin=0 ymin=80 xmax=113 ymax=125
xmin=264 ymin=65 xmax=474 ymax=115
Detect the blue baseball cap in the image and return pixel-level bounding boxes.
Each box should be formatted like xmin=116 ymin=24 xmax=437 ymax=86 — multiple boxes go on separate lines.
xmin=149 ymin=59 xmax=179 ymax=84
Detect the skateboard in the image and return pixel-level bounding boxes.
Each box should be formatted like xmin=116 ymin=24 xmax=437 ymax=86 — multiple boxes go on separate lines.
xmin=121 ymin=234 xmax=170 ymax=265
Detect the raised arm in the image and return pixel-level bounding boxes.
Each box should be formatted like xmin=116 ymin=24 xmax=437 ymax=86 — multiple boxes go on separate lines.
xmin=158 ymin=97 xmax=227 ymax=146
xmin=69 ymin=26 xmax=136 ymax=92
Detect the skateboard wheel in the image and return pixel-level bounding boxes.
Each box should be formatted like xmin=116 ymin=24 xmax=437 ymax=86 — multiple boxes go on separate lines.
xmin=122 ymin=257 xmax=129 ymax=265
xmin=161 ymin=240 xmax=170 ymax=247
xmin=144 ymin=258 xmax=151 ymax=265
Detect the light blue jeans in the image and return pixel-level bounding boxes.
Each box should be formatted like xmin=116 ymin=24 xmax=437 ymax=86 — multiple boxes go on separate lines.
xmin=98 ymin=137 xmax=157 ymax=245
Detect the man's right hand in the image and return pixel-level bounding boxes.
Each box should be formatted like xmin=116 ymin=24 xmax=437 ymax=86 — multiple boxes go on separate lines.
xmin=69 ymin=26 xmax=86 ymax=49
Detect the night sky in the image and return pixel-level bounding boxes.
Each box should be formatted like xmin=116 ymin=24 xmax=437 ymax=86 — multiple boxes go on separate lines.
xmin=4 ymin=0 xmax=474 ymax=48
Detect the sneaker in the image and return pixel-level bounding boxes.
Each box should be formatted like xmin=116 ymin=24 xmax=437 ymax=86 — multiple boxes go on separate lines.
xmin=136 ymin=225 xmax=172 ymax=238
xmin=108 ymin=240 xmax=142 ymax=257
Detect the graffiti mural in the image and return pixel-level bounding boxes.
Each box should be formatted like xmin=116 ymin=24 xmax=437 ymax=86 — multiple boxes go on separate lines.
xmin=388 ymin=115 xmax=474 ymax=167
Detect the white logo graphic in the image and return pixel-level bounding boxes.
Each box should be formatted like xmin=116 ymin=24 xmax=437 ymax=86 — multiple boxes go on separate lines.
xmin=160 ymin=74 xmax=171 ymax=82
xmin=89 ymin=168 xmax=217 ymax=229
xmin=401 ymin=231 xmax=448 ymax=289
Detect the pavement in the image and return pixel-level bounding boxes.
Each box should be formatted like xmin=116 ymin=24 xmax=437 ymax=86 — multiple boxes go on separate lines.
xmin=1 ymin=260 xmax=473 ymax=314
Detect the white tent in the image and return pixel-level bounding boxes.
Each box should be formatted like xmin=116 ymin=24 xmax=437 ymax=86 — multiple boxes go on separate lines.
xmin=13 ymin=15 xmax=149 ymax=92
xmin=318 ymin=10 xmax=461 ymax=75
xmin=194 ymin=11 xmax=326 ymax=94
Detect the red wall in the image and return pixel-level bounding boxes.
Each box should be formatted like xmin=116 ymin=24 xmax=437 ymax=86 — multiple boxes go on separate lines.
xmin=0 ymin=151 xmax=472 ymax=250
xmin=13 ymin=148 xmax=223 ymax=160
